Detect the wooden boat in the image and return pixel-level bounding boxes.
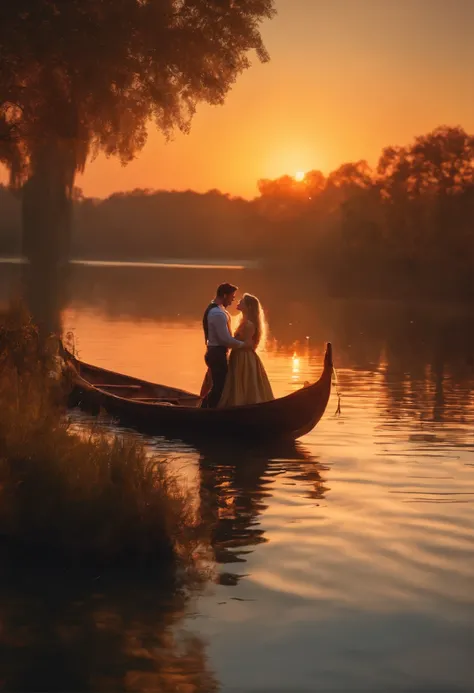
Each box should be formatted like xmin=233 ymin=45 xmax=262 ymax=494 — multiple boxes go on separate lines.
xmin=66 ymin=343 xmax=333 ymax=441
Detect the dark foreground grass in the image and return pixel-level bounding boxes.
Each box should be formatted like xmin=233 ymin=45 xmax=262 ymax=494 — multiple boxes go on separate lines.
xmin=0 ymin=303 xmax=206 ymax=578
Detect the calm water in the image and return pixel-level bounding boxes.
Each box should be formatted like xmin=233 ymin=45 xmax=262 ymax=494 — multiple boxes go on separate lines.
xmin=1 ymin=264 xmax=474 ymax=692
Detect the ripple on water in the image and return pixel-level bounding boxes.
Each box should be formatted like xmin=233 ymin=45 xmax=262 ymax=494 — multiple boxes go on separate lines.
xmin=58 ymin=302 xmax=474 ymax=692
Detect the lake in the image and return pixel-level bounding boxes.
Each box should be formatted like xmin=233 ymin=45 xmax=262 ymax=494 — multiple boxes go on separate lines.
xmin=1 ymin=263 xmax=473 ymax=692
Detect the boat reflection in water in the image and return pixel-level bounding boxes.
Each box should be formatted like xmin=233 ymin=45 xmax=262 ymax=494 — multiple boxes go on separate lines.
xmin=195 ymin=438 xmax=329 ymax=586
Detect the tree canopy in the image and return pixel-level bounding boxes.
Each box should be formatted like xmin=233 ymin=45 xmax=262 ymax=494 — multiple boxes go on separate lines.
xmin=0 ymin=1 xmax=275 ymax=331
xmin=0 ymin=0 xmax=275 ymax=184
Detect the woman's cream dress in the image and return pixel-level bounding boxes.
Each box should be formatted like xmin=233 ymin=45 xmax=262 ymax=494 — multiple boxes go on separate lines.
xmin=218 ymin=321 xmax=274 ymax=407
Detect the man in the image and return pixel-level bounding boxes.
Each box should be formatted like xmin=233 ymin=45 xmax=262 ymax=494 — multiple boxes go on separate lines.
xmin=201 ymin=282 xmax=247 ymax=408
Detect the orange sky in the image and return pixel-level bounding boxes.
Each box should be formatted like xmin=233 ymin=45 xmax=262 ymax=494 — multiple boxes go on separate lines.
xmin=3 ymin=0 xmax=474 ymax=199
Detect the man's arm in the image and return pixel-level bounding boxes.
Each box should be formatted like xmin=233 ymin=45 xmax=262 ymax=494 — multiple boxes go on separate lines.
xmin=209 ymin=311 xmax=244 ymax=348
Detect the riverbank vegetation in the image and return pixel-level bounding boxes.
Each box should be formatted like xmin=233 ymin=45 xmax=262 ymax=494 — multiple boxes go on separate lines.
xmin=0 ymin=303 xmax=205 ymax=577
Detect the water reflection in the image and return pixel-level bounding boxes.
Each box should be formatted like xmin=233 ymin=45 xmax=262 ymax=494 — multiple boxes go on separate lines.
xmin=0 ymin=574 xmax=218 ymax=692
xmin=1 ymin=264 xmax=474 ymax=692
xmin=196 ymin=440 xmax=328 ymax=584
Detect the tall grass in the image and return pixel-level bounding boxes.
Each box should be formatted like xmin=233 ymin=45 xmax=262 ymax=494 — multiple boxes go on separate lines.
xmin=0 ymin=302 xmax=207 ymax=577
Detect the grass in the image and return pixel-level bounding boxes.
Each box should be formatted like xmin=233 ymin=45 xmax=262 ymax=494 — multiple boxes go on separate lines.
xmin=0 ymin=302 xmax=207 ymax=578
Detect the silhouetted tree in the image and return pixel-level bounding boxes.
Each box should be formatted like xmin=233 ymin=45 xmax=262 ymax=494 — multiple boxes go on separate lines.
xmin=0 ymin=0 xmax=275 ymax=330
xmin=1 ymin=124 xmax=473 ymax=301
xmin=377 ymin=126 xmax=474 ymax=290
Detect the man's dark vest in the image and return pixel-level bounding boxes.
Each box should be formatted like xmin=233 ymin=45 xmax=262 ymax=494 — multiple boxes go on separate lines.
xmin=203 ymin=302 xmax=218 ymax=344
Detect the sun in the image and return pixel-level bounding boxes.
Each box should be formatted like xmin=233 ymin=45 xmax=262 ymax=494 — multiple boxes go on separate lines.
xmin=294 ymin=170 xmax=305 ymax=182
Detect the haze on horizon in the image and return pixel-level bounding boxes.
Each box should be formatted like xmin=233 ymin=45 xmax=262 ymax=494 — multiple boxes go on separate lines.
xmin=2 ymin=0 xmax=474 ymax=200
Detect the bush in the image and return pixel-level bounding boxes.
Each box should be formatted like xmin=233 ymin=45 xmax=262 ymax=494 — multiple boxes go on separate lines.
xmin=0 ymin=302 xmax=206 ymax=577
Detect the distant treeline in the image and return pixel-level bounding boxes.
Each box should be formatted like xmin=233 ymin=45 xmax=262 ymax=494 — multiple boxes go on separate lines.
xmin=1 ymin=125 xmax=473 ymax=299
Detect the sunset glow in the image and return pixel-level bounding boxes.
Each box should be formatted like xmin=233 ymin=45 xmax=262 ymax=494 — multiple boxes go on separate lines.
xmin=1 ymin=3 xmax=474 ymax=692
xmin=292 ymin=353 xmax=300 ymax=380
xmin=2 ymin=1 xmax=474 ymax=201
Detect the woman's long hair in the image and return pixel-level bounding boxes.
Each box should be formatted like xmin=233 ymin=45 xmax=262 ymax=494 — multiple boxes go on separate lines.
xmin=241 ymin=293 xmax=268 ymax=350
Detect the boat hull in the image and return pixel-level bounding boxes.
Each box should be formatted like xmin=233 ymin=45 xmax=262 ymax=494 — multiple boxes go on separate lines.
xmin=67 ymin=344 xmax=333 ymax=441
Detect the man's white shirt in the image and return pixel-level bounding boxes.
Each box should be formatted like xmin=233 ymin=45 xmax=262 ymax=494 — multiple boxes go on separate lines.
xmin=207 ymin=306 xmax=243 ymax=348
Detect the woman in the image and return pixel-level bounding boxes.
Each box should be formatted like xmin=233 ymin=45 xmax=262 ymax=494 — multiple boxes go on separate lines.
xmin=217 ymin=293 xmax=274 ymax=407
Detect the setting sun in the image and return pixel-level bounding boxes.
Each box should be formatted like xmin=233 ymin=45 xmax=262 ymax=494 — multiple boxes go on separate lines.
xmin=294 ymin=171 xmax=305 ymax=182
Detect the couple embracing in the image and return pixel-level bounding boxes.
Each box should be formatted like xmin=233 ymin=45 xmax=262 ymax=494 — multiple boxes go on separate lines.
xmin=200 ymin=282 xmax=274 ymax=408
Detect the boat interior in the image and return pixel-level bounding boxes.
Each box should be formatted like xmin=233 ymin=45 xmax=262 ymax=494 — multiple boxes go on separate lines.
xmin=75 ymin=362 xmax=202 ymax=407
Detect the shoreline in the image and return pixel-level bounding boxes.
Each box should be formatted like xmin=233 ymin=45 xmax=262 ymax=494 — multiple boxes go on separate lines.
xmin=0 ymin=256 xmax=261 ymax=270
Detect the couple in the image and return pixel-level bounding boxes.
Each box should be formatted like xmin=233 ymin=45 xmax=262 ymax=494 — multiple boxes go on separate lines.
xmin=200 ymin=282 xmax=274 ymax=408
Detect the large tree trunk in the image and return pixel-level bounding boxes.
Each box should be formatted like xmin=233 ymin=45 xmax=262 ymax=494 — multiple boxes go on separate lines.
xmin=21 ymin=138 xmax=74 ymax=336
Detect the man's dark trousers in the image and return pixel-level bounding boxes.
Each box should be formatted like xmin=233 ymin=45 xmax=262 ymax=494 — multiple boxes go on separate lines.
xmin=201 ymin=346 xmax=228 ymax=408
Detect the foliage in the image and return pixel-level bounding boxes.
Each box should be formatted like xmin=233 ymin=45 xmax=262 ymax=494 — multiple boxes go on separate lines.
xmin=0 ymin=302 xmax=207 ymax=574
xmin=1 ymin=125 xmax=473 ymax=299
xmin=0 ymin=0 xmax=275 ymax=185
xmin=255 ymin=125 xmax=474 ymax=297
xmin=0 ymin=1 xmax=275 ymax=332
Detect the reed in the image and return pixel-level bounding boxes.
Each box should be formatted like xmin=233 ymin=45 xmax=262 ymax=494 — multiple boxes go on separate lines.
xmin=0 ymin=302 xmax=206 ymax=578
